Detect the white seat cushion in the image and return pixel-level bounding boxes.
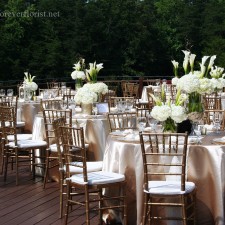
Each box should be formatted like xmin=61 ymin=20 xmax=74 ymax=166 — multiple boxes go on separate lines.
xmin=16 ymin=121 xmax=25 ymax=128
xmin=146 ymin=181 xmax=196 ymax=195
xmin=67 ymin=161 xmax=103 ymax=174
xmin=50 ymin=143 xmax=58 ymax=152
xmin=7 ymin=134 xmax=32 ymax=141
xmin=69 ymin=171 xmax=125 ymax=185
xmin=8 ymin=140 xmax=47 ymax=148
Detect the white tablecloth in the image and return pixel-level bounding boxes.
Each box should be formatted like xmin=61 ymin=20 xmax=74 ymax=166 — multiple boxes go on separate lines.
xmin=103 ymin=133 xmax=225 ymax=225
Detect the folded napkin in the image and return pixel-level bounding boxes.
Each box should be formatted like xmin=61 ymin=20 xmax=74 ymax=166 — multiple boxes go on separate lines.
xmin=171 ymin=136 xmax=200 ymax=144
xmin=203 ymin=124 xmax=214 ymax=131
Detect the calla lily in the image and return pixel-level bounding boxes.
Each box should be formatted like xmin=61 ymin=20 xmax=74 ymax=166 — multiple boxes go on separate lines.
xmin=201 ymin=56 xmax=210 ymax=66
xmin=189 ymin=54 xmax=196 ymax=73
xmin=171 ymin=60 xmax=179 ymax=77
xmin=208 ymin=55 xmax=217 ymax=70
xmin=182 ymin=50 xmax=190 ymax=74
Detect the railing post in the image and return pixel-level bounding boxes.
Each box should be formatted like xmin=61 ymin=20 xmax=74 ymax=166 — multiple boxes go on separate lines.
xmin=138 ymin=77 xmax=144 ymax=99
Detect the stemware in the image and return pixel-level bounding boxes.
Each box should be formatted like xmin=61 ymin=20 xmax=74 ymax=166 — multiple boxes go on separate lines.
xmin=0 ymin=89 xmax=5 ymax=96
xmin=147 ymin=113 xmax=158 ymax=131
xmin=213 ymin=112 xmax=222 ymax=133
xmin=7 ymin=89 xmax=13 ymax=96
xmin=193 ymin=123 xmax=202 ymax=144
xmin=137 ymin=117 xmax=147 ymax=132
xmin=155 ymin=79 xmax=161 ymax=86
xmin=92 ymin=102 xmax=98 ymax=117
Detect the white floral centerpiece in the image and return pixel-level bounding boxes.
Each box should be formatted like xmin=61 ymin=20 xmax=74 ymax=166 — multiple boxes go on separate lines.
xmin=171 ymin=50 xmax=225 ymax=121
xmin=86 ymin=61 xmax=103 ymax=83
xmin=24 ymin=72 xmax=38 ymax=92
xmin=74 ymin=86 xmax=98 ymax=104
xmin=71 ymin=58 xmax=86 ymax=89
xmin=150 ymin=87 xmax=188 ymax=132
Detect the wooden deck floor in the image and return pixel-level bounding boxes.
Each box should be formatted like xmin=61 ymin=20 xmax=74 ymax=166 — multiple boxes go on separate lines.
xmin=0 ymin=166 xmax=100 ymax=225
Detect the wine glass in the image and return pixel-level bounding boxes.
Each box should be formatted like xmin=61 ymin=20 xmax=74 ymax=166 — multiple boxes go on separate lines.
xmin=147 ymin=113 xmax=158 ymax=131
xmin=137 ymin=117 xmax=147 ymax=132
xmin=27 ymin=91 xmax=33 ymax=102
xmin=92 ymin=102 xmax=98 ymax=117
xmin=213 ymin=112 xmax=222 ymax=133
xmin=193 ymin=123 xmax=202 ymax=144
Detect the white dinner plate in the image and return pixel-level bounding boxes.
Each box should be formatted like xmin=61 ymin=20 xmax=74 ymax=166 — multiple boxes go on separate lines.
xmin=212 ymin=137 xmax=225 ymax=145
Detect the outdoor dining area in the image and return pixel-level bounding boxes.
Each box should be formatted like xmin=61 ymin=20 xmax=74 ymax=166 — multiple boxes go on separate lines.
xmin=1 ymin=52 xmax=225 ymax=225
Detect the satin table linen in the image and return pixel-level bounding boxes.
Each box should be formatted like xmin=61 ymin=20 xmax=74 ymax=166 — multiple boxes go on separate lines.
xmin=32 ymin=112 xmax=110 ymax=161
xmin=103 ymin=132 xmax=225 ymax=225
xmin=18 ymin=100 xmax=41 ymax=133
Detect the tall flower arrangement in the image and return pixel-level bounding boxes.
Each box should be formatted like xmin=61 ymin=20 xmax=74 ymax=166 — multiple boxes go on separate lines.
xmin=86 ymin=61 xmax=103 ymax=83
xmin=71 ymin=58 xmax=86 ymax=89
xmin=150 ymin=86 xmax=188 ymax=132
xmin=24 ymin=72 xmax=38 ymax=92
xmin=171 ymin=50 xmax=225 ymax=121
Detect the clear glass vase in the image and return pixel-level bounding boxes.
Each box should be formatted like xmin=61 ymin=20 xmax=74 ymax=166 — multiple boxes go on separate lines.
xmin=162 ymin=117 xmax=177 ymax=133
xmin=75 ymin=79 xmax=83 ymax=90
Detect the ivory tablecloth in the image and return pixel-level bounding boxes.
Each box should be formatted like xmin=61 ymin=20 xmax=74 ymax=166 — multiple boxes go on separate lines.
xmin=103 ymin=132 xmax=225 ymax=225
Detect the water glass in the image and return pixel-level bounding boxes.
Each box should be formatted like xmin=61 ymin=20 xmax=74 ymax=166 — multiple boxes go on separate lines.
xmin=147 ymin=113 xmax=157 ymax=131
xmin=7 ymin=89 xmax=13 ymax=96
xmin=213 ymin=112 xmax=222 ymax=133
xmin=0 ymin=89 xmax=5 ymax=96
xmin=117 ymin=101 xmax=126 ymax=113
xmin=137 ymin=117 xmax=147 ymax=132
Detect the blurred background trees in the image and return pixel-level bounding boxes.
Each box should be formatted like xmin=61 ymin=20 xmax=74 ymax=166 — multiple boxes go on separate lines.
xmin=0 ymin=0 xmax=224 ymax=82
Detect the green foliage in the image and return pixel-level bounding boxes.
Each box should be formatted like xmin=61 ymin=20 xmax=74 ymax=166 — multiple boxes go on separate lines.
xmin=0 ymin=0 xmax=225 ymax=82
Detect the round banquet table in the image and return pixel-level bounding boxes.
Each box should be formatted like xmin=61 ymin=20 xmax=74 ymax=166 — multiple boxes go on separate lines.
xmin=18 ymin=101 xmax=41 ymax=133
xmin=103 ymin=132 xmax=225 ymax=225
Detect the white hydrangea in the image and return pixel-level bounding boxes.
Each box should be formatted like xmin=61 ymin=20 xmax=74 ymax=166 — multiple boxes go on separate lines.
xmin=71 ymin=71 xmax=86 ymax=80
xmin=211 ymin=78 xmax=225 ymax=90
xmin=26 ymin=81 xmax=38 ymax=91
xmin=171 ymin=77 xmax=179 ymax=85
xmin=197 ymin=78 xmax=214 ymax=94
xmin=176 ymin=73 xmax=200 ymax=93
xmin=83 ymin=82 xmax=108 ymax=95
xmin=170 ymin=105 xmax=187 ymax=123
xmin=151 ymin=105 xmax=171 ymax=122
xmin=74 ymin=87 xmax=98 ymax=104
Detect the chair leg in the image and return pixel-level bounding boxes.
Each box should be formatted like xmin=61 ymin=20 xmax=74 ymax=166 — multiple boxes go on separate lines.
xmin=122 ymin=184 xmax=127 ymax=225
xmin=98 ymin=189 xmax=103 ymax=225
xmin=4 ymin=151 xmax=9 ymax=182
xmin=142 ymin=193 xmax=148 ymax=225
xmin=181 ymin=195 xmax=187 ymax=225
xmin=43 ymin=150 xmax=50 ymax=189
xmin=15 ymin=149 xmax=19 ymax=185
xmin=64 ymin=182 xmax=70 ymax=225
xmin=84 ymin=186 xmax=90 ymax=225
xmin=59 ymin=173 xmax=64 ymax=218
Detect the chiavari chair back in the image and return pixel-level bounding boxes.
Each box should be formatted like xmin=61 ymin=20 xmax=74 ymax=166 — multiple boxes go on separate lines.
xmin=55 ymin=124 xmax=127 ymax=224
xmin=42 ymin=108 xmax=72 ymax=189
xmin=0 ymin=106 xmax=47 ymax=185
xmin=139 ymin=132 xmax=196 ymax=225
xmin=107 ymin=112 xmax=137 ymax=132
xmin=53 ymin=118 xmax=103 ymax=218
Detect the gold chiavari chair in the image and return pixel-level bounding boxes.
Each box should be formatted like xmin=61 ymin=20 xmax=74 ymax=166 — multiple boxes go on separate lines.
xmin=47 ymin=81 xmax=61 ymax=89
xmin=123 ymin=82 xmax=139 ymax=99
xmin=40 ymin=99 xmax=63 ymax=110
xmin=203 ymin=94 xmax=222 ymax=110
xmin=107 ymin=112 xmax=137 ymax=132
xmin=203 ymin=109 xmax=225 ymax=130
xmin=54 ymin=124 xmax=127 ymax=225
xmin=0 ymin=106 xmax=47 ymax=185
xmin=42 ymin=109 xmax=73 ymax=189
xmin=52 ymin=118 xmax=103 ymax=218
xmin=145 ymin=79 xmax=160 ymax=86
xmin=62 ymin=94 xmax=76 ymax=108
xmin=139 ymin=132 xmax=196 ymax=225
xmin=108 ymin=96 xmax=135 ymax=111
